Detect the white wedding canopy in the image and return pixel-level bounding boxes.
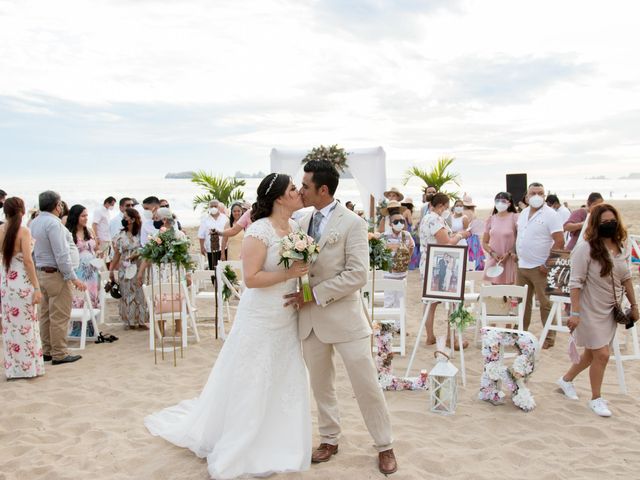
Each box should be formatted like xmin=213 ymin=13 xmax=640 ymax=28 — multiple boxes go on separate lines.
xmin=270 ymin=147 xmax=387 ymax=214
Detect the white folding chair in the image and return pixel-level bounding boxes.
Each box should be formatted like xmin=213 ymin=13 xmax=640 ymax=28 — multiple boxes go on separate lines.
xmin=67 ymin=290 xmax=100 ymax=350
xmin=190 ymin=269 xmax=216 ymax=317
xmin=363 ymin=277 xmax=407 ymax=356
xmin=474 ymin=284 xmax=528 ymax=346
xmin=216 ymin=261 xmax=244 ymax=338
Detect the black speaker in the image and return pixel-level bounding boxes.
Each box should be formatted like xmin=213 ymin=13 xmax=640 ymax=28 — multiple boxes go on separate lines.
xmin=506 ymin=173 xmax=527 ymax=204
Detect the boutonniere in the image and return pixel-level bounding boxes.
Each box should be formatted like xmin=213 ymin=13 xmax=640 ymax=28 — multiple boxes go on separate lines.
xmin=327 ymin=229 xmax=340 ymax=245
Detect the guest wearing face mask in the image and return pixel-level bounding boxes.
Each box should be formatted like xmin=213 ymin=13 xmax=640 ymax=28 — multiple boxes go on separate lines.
xmin=382 ymin=213 xmax=415 ymax=309
xmin=110 ymin=198 xmax=133 ymax=240
xmin=516 ymin=182 xmax=565 ymax=348
xmin=420 ymin=185 xmax=437 ymax=221
xmin=482 ymin=192 xmax=519 ymax=285
xmin=378 ymin=188 xmax=408 ymax=233
xmin=140 ymin=196 xmax=162 ymax=246
xmin=198 ymin=200 xmax=229 ymax=271
xmin=564 ymin=192 xmax=604 ymax=251
xmin=419 ymin=193 xmax=471 ymax=348
xmin=159 ymin=199 xmax=182 ymax=231
xmin=110 ymin=208 xmax=148 ymax=329
xmin=546 ymin=194 xmax=571 ymax=224
xmin=221 ymin=202 xmax=244 ymax=261
xmin=449 ymin=199 xmax=470 ymax=245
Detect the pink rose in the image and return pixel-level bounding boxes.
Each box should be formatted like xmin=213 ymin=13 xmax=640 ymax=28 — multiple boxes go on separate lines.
xmin=8 ymin=271 xmax=18 ymax=280
xmin=11 ymin=343 xmax=20 ymax=353
xmin=10 ymin=307 xmax=20 ymax=317
xmin=294 ymin=240 xmax=307 ymax=251
xmin=159 ymin=227 xmax=168 ymax=233
xmin=155 ymin=237 xmax=163 ymax=245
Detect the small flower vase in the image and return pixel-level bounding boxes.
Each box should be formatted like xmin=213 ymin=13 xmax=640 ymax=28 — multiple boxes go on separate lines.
xmin=300 ymin=274 xmax=313 ymax=303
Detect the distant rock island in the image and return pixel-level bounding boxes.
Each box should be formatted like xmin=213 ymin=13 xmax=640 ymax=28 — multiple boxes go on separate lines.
xmin=620 ymin=172 xmax=640 ymax=179
xmin=165 ymin=169 xmax=355 ymax=179
xmin=586 ymin=175 xmax=607 ymax=180
xmin=165 ymin=171 xmax=195 ymax=179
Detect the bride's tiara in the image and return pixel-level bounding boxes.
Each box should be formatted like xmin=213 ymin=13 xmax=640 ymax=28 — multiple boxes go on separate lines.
xmin=265 ymin=173 xmax=279 ymax=196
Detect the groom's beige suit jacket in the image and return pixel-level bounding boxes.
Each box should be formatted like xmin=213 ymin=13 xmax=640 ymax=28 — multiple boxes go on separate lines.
xmin=297 ymin=202 xmax=371 ymax=343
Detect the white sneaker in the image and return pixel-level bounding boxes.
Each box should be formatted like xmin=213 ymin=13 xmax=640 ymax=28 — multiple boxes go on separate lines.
xmin=557 ymin=377 xmax=579 ymax=400
xmin=589 ymin=398 xmax=612 ymax=417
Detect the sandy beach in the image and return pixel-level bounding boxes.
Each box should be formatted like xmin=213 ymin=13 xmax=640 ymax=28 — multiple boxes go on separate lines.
xmin=1 ymin=201 xmax=639 ymax=480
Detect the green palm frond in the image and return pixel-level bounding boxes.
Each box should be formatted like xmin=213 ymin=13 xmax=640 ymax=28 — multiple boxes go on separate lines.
xmin=191 ymin=171 xmax=246 ymax=210
xmin=401 ymin=156 xmax=460 ymax=198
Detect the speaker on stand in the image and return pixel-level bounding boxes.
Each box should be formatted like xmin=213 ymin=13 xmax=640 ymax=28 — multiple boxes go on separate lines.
xmin=506 ymin=174 xmax=528 ymax=207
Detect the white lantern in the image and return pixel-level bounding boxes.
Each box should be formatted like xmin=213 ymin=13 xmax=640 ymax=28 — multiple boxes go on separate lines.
xmin=429 ymin=350 xmax=458 ymax=415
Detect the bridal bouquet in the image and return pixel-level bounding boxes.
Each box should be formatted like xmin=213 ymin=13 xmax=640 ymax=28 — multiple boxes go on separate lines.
xmin=278 ymin=231 xmax=320 ymax=302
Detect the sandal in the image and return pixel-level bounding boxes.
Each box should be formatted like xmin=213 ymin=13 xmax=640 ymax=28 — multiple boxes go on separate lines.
xmin=95 ymin=332 xmax=107 ymax=344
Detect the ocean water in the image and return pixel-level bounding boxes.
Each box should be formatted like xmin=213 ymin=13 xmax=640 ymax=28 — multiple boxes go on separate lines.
xmin=3 ymin=174 xmax=639 ymax=227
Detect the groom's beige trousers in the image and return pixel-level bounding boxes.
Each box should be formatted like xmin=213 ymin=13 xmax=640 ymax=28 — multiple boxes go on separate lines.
xmin=303 ymin=330 xmax=393 ymax=452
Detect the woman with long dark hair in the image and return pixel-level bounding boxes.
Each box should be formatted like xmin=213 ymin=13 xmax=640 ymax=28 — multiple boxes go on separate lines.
xmin=109 ymin=208 xmax=147 ymax=329
xmin=146 ymin=172 xmax=312 ymax=479
xmin=66 ymin=205 xmax=100 ymax=337
xmin=0 ymin=197 xmax=45 ymax=379
xmin=221 ymin=201 xmax=244 ymax=261
xmin=482 ymin=191 xmax=519 ymax=285
xmin=557 ymin=204 xmax=638 ymax=416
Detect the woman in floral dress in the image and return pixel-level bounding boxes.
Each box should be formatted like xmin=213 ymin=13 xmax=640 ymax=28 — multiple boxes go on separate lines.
xmin=110 ymin=208 xmax=148 ymax=328
xmin=0 ymin=197 xmax=45 ymax=379
xmin=66 ymin=205 xmax=100 ymax=337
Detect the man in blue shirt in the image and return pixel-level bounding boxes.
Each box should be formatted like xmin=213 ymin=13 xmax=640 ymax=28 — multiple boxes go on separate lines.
xmin=30 ymin=191 xmax=86 ymax=365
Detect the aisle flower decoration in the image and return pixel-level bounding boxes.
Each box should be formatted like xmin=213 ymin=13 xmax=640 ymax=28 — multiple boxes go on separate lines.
xmin=374 ymin=322 xmax=428 ymax=391
xmin=367 ymin=232 xmax=393 ymax=323
xmin=478 ymin=328 xmax=538 ymax=412
xmin=448 ymin=304 xmax=475 ymax=331
xmin=221 ymin=265 xmax=240 ymax=302
xmin=278 ymin=230 xmax=320 ymax=302
xmin=140 ymin=228 xmax=195 ymax=271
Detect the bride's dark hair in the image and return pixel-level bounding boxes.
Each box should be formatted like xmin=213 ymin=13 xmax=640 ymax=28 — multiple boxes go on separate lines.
xmin=251 ymin=173 xmax=291 ymax=222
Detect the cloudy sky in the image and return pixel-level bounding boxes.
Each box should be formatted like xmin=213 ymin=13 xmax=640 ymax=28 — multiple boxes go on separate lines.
xmin=1 ymin=0 xmax=639 ymax=182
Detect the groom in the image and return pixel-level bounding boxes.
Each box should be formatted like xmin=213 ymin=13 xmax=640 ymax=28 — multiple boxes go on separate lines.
xmin=284 ymin=160 xmax=397 ymax=475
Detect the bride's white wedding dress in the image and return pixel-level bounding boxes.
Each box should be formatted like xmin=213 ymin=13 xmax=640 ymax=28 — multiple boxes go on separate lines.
xmin=145 ymin=218 xmax=311 ymax=479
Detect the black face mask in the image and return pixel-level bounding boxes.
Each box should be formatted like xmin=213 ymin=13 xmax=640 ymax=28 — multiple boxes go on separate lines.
xmin=0 ymin=201 xmax=4 ymax=209
xmin=425 ymin=194 xmax=434 ymax=202
xmin=121 ymin=218 xmax=129 ymax=228
xmin=598 ymin=221 xmax=618 ymax=238
xmin=153 ymin=220 xmax=163 ymax=229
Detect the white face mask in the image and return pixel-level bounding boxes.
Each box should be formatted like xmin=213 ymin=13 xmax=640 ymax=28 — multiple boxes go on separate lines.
xmin=440 ymin=209 xmax=451 ymax=220
xmin=143 ymin=210 xmax=153 ymax=220
xmin=453 ymin=206 xmax=464 ymax=214
xmin=495 ymin=202 xmax=509 ymax=212
xmin=209 ymin=207 xmax=219 ymax=216
xmin=391 ymin=221 xmax=405 ymax=232
xmin=528 ymin=195 xmax=544 ymax=208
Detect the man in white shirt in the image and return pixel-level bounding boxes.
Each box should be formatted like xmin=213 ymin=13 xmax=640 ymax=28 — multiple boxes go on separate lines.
xmin=198 ymin=199 xmax=229 ymax=271
xmin=516 ymin=182 xmax=565 ymax=348
xmin=140 ymin=196 xmax=161 ymax=245
xmin=109 ymin=197 xmax=133 ymax=239
xmin=0 ymin=189 xmax=7 ymax=224
xmin=92 ymin=196 xmax=116 ymax=254
xmin=546 ymin=194 xmax=571 ymax=224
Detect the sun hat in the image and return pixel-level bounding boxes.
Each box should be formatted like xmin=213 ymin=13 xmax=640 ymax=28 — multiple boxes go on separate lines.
xmin=381 ymin=200 xmax=407 ymax=216
xmin=462 ymin=193 xmax=476 ymax=208
xmin=401 ymin=197 xmax=414 ymax=209
xmin=383 ymin=187 xmax=405 ymax=201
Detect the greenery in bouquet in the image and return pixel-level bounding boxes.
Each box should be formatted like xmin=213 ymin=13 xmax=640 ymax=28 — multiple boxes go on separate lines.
xmin=368 ymin=232 xmax=393 ymax=271
xmin=139 ymin=228 xmax=195 ymax=271
xmin=448 ymin=304 xmax=475 ymax=331
xmin=222 ymin=265 xmax=240 ymax=302
xmin=301 ymin=144 xmax=350 ymax=173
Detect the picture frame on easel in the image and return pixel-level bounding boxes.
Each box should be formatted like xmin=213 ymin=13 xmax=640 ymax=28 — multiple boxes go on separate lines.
xmin=422 ymin=244 xmax=468 ymax=302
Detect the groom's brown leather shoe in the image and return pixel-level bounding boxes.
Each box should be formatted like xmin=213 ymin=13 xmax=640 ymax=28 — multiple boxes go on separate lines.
xmin=311 ymin=443 xmax=338 ymax=463
xmin=378 ymin=449 xmax=397 ymax=475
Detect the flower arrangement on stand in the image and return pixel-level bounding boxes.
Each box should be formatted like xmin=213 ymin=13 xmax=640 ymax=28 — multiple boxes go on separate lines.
xmin=448 ymin=304 xmax=475 ymax=331
xmin=367 ymin=232 xmax=393 ymax=323
xmin=221 ymin=265 xmax=240 ymax=302
xmin=374 ymin=322 xmax=428 ymax=391
xmin=301 ymin=144 xmax=350 ymax=173
xmin=278 ymin=231 xmax=320 ymax=302
xmin=478 ymin=328 xmax=538 ymax=411
xmin=139 ymin=228 xmax=195 ymax=272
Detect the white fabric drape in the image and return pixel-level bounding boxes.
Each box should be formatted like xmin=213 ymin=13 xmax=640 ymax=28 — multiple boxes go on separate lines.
xmin=270 ymin=147 xmax=387 ymax=210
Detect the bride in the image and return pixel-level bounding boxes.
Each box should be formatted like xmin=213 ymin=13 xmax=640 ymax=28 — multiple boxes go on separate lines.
xmin=145 ymin=173 xmax=311 ymax=479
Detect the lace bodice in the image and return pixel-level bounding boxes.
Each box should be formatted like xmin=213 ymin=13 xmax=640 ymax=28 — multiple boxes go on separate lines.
xmin=245 ymin=217 xmax=300 ymax=276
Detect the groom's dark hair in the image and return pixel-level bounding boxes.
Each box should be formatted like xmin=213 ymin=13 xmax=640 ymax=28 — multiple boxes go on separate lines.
xmin=304 ymin=160 xmax=339 ymax=196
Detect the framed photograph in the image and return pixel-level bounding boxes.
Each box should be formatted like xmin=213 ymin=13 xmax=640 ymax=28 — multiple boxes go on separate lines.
xmin=422 ymin=244 xmax=468 ymax=301
xmin=545 ymin=249 xmax=571 ymax=297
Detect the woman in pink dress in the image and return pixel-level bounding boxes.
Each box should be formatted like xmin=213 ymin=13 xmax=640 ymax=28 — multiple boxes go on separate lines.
xmin=482 ymin=192 xmax=519 ymax=285
xmin=0 ymin=197 xmax=45 ymax=380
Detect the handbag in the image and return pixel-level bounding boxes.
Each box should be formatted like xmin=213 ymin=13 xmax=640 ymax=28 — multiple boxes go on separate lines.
xmin=610 ymin=272 xmax=635 ymax=329
xmin=390 ymin=231 xmax=411 ymax=273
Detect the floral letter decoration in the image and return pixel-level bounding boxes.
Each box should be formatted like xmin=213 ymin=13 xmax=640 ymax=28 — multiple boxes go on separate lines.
xmin=479 ymin=328 xmax=539 ymax=412
xmin=374 ymin=322 xmax=428 ymax=391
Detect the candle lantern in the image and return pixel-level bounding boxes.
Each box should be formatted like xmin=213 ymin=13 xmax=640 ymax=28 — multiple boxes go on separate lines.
xmin=429 ymin=349 xmax=458 ymax=415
